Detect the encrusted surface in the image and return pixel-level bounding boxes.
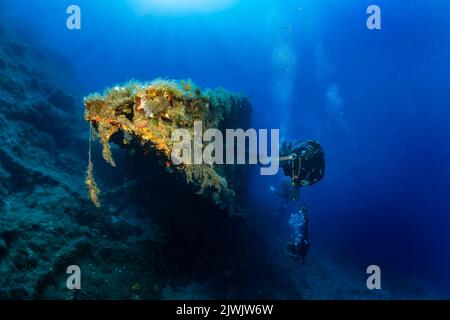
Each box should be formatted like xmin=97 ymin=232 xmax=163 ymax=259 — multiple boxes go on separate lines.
xmin=84 ymin=79 xmax=251 ymax=213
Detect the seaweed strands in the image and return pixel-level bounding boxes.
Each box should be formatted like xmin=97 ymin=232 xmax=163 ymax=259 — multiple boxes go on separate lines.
xmin=85 ymin=123 xmax=101 ymax=208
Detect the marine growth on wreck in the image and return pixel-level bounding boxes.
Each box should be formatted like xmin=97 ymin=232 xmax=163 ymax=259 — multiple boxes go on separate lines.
xmin=84 ymin=79 xmax=251 ymax=214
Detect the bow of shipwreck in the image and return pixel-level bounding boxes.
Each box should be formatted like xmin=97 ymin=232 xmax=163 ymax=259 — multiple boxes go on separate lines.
xmin=84 ymin=79 xmax=252 ymax=215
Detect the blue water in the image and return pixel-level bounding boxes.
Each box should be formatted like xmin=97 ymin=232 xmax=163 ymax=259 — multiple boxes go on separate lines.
xmin=3 ymin=0 xmax=450 ymax=298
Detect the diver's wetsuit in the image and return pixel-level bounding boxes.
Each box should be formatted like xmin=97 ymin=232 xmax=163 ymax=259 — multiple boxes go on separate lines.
xmin=280 ymin=140 xmax=325 ymax=188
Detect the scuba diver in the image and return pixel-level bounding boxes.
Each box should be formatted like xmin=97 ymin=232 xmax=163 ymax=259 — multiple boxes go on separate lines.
xmin=279 ymin=140 xmax=325 ymax=188
xmin=285 ymin=204 xmax=310 ymax=264
xmin=270 ymin=140 xmax=325 ymax=220
xmin=270 ymin=140 xmax=325 ymax=263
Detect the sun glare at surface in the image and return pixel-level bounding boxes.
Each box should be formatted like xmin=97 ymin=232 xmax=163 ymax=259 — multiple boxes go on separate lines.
xmin=130 ymin=0 xmax=239 ymax=15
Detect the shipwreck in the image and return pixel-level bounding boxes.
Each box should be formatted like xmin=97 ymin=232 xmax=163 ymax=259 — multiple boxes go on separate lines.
xmin=84 ymin=79 xmax=252 ymax=215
